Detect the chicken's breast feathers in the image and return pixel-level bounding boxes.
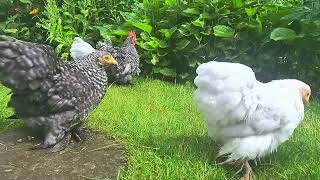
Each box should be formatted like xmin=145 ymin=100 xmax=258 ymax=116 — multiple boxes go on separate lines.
xmin=194 ymin=61 xmax=305 ymax=161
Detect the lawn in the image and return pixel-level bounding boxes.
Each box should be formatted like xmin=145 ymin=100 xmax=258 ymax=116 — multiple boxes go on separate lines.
xmin=0 ymin=78 xmax=320 ymax=179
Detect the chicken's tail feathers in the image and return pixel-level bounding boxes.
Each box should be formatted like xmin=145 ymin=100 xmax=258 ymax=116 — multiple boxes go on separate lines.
xmin=70 ymin=37 xmax=95 ymax=60
xmin=0 ymin=35 xmax=17 ymax=42
xmin=193 ymin=61 xmax=258 ymax=124
xmin=96 ymin=39 xmax=113 ymax=51
xmin=194 ymin=61 xmax=257 ymax=92
xmin=0 ymin=37 xmax=58 ymax=92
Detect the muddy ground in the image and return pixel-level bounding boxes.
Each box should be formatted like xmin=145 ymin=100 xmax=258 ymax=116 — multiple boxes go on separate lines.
xmin=0 ymin=127 xmax=127 ymax=180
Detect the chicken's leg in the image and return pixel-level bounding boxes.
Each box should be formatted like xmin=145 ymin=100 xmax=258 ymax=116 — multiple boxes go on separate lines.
xmin=47 ymin=127 xmax=86 ymax=152
xmin=240 ymin=160 xmax=254 ymax=180
xmin=31 ymin=126 xmax=86 ymax=153
xmin=32 ymin=128 xmax=71 ymax=153
xmin=49 ymin=133 xmax=71 ymax=153
xmin=218 ymin=159 xmax=254 ymax=180
xmin=71 ymin=128 xmax=85 ymax=142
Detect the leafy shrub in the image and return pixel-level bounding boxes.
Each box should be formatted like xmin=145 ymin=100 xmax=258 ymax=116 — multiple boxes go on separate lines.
xmin=116 ymin=0 xmax=320 ymax=94
xmin=2 ymin=0 xmax=320 ymax=94
xmin=0 ymin=0 xmax=46 ymax=42
xmin=40 ymin=0 xmax=136 ymax=59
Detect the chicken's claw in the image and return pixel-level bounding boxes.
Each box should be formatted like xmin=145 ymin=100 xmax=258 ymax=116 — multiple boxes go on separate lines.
xmin=31 ymin=133 xmax=72 ymax=153
xmin=71 ymin=128 xmax=84 ymax=142
xmin=31 ymin=143 xmax=49 ymax=150
xmin=49 ymin=133 xmax=72 ymax=153
xmin=240 ymin=160 xmax=254 ymax=180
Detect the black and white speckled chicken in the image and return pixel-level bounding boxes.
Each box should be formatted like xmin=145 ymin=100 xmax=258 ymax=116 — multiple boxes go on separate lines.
xmin=70 ymin=31 xmax=140 ymax=84
xmin=0 ymin=35 xmax=118 ymax=152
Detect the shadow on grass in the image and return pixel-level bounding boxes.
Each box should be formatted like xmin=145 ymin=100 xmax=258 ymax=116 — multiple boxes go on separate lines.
xmin=0 ymin=126 xmax=127 ymax=180
xmin=132 ymin=134 xmax=239 ymax=178
xmin=135 ymin=133 xmax=320 ymax=179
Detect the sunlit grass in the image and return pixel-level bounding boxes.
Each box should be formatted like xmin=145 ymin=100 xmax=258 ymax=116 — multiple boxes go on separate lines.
xmin=0 ymin=78 xmax=319 ymax=179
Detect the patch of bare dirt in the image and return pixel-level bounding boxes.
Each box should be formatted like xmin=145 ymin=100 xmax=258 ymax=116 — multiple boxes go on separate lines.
xmin=0 ymin=127 xmax=127 ymax=180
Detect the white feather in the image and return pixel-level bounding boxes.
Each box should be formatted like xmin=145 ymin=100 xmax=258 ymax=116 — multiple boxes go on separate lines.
xmin=70 ymin=37 xmax=95 ymax=60
xmin=194 ymin=61 xmax=305 ymax=161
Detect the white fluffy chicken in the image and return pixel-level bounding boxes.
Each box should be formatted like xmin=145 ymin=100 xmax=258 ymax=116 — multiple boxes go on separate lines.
xmin=194 ymin=61 xmax=311 ymax=180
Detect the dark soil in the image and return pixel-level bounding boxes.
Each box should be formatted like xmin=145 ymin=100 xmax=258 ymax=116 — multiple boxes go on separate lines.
xmin=0 ymin=127 xmax=127 ymax=180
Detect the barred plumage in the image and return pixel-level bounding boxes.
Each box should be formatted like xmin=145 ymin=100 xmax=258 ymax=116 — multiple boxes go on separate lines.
xmin=71 ymin=31 xmax=140 ymax=85
xmin=0 ymin=36 xmax=118 ymax=152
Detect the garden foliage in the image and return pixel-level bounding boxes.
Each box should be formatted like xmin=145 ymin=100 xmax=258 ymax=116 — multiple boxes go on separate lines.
xmin=1 ymin=0 xmax=320 ymax=94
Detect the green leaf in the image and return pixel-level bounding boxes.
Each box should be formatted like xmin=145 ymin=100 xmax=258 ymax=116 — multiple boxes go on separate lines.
xmin=245 ymin=8 xmax=255 ymax=17
xmin=158 ymin=68 xmax=176 ymax=77
xmin=147 ymin=40 xmax=160 ymax=49
xmin=194 ymin=33 xmax=202 ymax=43
xmin=192 ymin=18 xmax=205 ymax=28
xmin=159 ymin=27 xmax=177 ymax=38
xmin=111 ymin=29 xmax=128 ymax=36
xmin=183 ymin=8 xmax=200 ymax=15
xmin=139 ymin=32 xmax=150 ymax=41
xmin=159 ymin=41 xmax=169 ymax=48
xmin=189 ymin=58 xmax=198 ymax=67
xmin=127 ymin=21 xmax=152 ymax=33
xmin=176 ymin=39 xmax=190 ymax=50
xmin=281 ymin=11 xmax=305 ymax=21
xmin=4 ymin=28 xmax=18 ymax=34
xmin=233 ymin=0 xmax=243 ymax=8
xmin=55 ymin=44 xmax=64 ymax=54
xmin=201 ymin=27 xmax=211 ymax=35
xmin=19 ymin=0 xmax=31 ymax=4
xmin=200 ymin=13 xmax=210 ymax=19
xmin=255 ymin=16 xmax=262 ymax=33
xmin=179 ymin=73 xmax=189 ymax=79
xmin=157 ymin=50 xmax=169 ymax=57
xmin=74 ymin=15 xmax=84 ymax=21
xmin=95 ymin=26 xmax=112 ymax=39
xmin=213 ymin=25 xmax=235 ymax=38
xmin=192 ymin=44 xmax=206 ymax=51
xmin=120 ymin=12 xmax=140 ymax=22
xmin=138 ymin=42 xmax=153 ymax=51
xmin=177 ymin=23 xmax=192 ymax=36
xmin=151 ymin=54 xmax=159 ymax=65
xmin=165 ymin=0 xmax=176 ymax=6
xmin=146 ymin=37 xmax=162 ymax=49
xmin=270 ymin=27 xmax=300 ymax=41
xmin=80 ymin=9 xmax=89 ymax=17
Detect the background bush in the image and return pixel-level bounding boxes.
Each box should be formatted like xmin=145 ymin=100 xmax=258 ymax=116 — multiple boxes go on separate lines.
xmin=0 ymin=0 xmax=46 ymax=41
xmin=1 ymin=0 xmax=320 ymax=95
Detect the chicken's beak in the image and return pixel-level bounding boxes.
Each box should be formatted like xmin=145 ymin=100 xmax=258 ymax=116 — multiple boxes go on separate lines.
xmin=99 ymin=55 xmax=118 ymax=65
xmin=303 ymin=98 xmax=309 ymax=105
xmin=108 ymin=57 xmax=118 ymax=65
xmin=302 ymin=89 xmax=311 ymax=105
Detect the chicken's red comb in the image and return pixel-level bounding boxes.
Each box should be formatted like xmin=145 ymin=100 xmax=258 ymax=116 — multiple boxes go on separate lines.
xmin=128 ymin=31 xmax=136 ymax=38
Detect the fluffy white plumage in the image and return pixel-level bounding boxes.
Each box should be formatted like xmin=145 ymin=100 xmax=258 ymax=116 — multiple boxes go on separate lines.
xmin=194 ymin=61 xmax=310 ymax=167
xmin=70 ymin=37 xmax=96 ymax=60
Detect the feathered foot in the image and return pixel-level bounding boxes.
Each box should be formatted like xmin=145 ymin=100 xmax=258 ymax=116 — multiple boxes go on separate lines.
xmin=240 ymin=160 xmax=254 ymax=180
xmin=229 ymin=159 xmax=254 ymax=180
xmin=49 ymin=133 xmax=72 ymax=153
xmin=31 ymin=133 xmax=72 ymax=153
xmin=31 ymin=128 xmax=86 ymax=153
xmin=215 ymin=157 xmax=254 ymax=180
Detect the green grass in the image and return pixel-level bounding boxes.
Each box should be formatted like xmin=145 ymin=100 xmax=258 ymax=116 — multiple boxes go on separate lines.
xmin=0 ymin=78 xmax=320 ymax=179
